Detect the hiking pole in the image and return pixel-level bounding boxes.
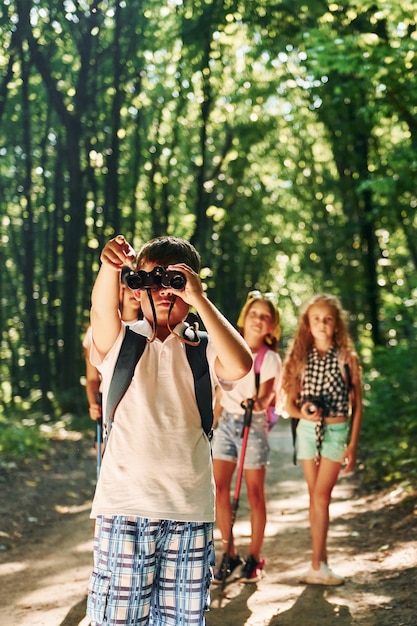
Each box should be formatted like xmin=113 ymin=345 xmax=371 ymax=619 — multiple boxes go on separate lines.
xmin=96 ymin=419 xmax=102 ymax=479
xmin=95 ymin=392 xmax=103 ymax=480
xmin=220 ymin=398 xmax=254 ymax=592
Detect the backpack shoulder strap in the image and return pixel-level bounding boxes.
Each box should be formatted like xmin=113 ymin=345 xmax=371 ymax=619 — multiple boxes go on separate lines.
xmin=336 ymin=350 xmax=356 ymax=417
xmin=337 ymin=351 xmax=353 ymax=387
xmin=344 ymin=362 xmax=352 ymax=390
xmin=185 ymin=331 xmax=213 ymax=437
xmin=344 ymin=360 xmax=357 ymax=422
xmin=254 ymin=344 xmax=269 ymax=393
xmin=105 ymin=328 xmax=147 ymax=428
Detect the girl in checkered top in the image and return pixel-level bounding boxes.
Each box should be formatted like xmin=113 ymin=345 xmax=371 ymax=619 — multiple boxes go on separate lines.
xmin=281 ymin=294 xmax=362 ymax=586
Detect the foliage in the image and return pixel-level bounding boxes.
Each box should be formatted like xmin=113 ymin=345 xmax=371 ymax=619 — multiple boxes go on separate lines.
xmin=359 ymin=341 xmax=417 ymax=488
xmin=0 ymin=410 xmax=92 ymax=463
xmin=0 ymin=414 xmax=47 ymax=459
xmin=0 ymin=1 xmax=416 ymax=487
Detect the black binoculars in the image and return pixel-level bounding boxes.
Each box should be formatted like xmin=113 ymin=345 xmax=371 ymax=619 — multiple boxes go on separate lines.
xmin=125 ymin=266 xmax=186 ymax=291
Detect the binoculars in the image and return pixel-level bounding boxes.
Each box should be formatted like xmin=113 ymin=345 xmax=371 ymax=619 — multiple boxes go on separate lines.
xmin=125 ymin=266 xmax=186 ymax=291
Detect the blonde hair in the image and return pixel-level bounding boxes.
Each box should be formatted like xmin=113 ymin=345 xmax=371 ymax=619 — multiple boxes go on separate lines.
xmin=281 ymin=293 xmax=356 ymax=397
xmin=237 ymin=293 xmax=281 ymax=350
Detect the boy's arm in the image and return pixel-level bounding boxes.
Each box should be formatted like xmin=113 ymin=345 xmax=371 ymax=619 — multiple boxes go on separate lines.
xmin=171 ymin=266 xmax=252 ymax=380
xmin=91 ymin=236 xmax=136 ymax=358
xmin=85 ymin=352 xmax=102 ymax=421
xmin=197 ymin=295 xmax=252 ymax=381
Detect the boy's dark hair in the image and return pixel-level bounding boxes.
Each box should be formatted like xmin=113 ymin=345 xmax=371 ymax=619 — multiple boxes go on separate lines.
xmin=136 ymin=236 xmax=201 ymax=273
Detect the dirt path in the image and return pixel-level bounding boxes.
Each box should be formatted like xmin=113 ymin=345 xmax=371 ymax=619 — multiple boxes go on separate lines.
xmin=0 ymin=420 xmax=416 ymax=625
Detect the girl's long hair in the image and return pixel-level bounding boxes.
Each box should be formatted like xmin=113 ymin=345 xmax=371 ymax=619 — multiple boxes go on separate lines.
xmin=281 ymin=294 xmax=355 ymax=397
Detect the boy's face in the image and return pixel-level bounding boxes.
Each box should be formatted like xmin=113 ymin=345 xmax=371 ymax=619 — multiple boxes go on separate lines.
xmin=134 ymin=261 xmax=189 ymax=329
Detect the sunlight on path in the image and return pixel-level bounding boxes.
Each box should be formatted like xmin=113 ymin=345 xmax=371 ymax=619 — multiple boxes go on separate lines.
xmin=1 ymin=420 xmax=415 ymax=626
xmin=0 ymin=510 xmax=93 ymax=626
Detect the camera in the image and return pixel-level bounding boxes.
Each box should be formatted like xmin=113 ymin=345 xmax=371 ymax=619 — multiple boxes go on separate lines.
xmin=302 ymin=395 xmax=329 ymax=417
xmin=125 ymin=265 xmax=186 ymax=291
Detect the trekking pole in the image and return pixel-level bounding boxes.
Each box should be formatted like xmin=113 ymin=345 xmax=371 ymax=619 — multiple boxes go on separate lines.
xmin=96 ymin=392 xmax=103 ymax=480
xmin=96 ymin=419 xmax=102 ymax=479
xmin=220 ymin=398 xmax=254 ymax=591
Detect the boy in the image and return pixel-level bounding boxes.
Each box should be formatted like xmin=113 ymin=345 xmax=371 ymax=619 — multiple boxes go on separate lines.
xmin=86 ymin=234 xmax=252 ymax=626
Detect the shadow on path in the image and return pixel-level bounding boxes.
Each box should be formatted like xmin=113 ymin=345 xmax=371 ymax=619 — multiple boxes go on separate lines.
xmin=207 ymin=584 xmax=257 ymax=626
xmin=59 ymin=596 xmax=88 ymax=626
xmin=268 ymin=586 xmax=352 ymax=626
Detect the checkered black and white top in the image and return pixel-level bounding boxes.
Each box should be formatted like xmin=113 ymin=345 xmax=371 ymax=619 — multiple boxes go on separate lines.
xmin=298 ymin=346 xmax=349 ymax=417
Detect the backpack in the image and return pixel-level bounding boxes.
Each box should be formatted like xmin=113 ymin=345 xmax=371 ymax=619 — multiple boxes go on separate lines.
xmin=254 ymin=344 xmax=282 ymax=431
xmin=103 ymin=327 xmax=213 ymax=444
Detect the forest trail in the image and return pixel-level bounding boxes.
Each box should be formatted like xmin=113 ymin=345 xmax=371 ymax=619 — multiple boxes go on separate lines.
xmin=0 ymin=420 xmax=416 ymax=626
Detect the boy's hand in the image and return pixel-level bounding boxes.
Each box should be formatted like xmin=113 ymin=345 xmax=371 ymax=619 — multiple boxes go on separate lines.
xmin=165 ymin=263 xmax=205 ymax=305
xmin=92 ymin=235 xmax=136 ymax=358
xmin=101 ymin=235 xmax=136 ymax=269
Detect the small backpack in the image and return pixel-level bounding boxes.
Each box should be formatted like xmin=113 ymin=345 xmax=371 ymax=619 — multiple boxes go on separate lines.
xmin=254 ymin=344 xmax=282 ymax=431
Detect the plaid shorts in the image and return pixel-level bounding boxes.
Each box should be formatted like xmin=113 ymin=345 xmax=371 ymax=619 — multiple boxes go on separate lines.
xmin=87 ymin=516 xmax=214 ymax=626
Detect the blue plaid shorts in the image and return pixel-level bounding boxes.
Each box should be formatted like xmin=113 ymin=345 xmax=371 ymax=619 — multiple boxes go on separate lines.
xmin=87 ymin=516 xmax=214 ymax=626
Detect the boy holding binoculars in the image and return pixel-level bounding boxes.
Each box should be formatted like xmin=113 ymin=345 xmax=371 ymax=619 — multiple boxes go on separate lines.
xmin=86 ymin=234 xmax=252 ymax=626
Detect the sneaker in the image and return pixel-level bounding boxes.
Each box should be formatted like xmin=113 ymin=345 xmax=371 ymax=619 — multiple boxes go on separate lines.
xmin=212 ymin=553 xmax=243 ymax=584
xmin=239 ymin=555 xmax=265 ymax=583
xmin=299 ymin=561 xmax=344 ymax=586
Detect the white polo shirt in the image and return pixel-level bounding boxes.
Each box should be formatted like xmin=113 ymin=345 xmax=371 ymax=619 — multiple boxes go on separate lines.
xmin=90 ymin=320 xmax=218 ymax=522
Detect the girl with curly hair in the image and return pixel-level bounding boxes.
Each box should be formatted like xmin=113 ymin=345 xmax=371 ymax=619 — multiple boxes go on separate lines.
xmin=281 ymin=293 xmax=362 ymax=585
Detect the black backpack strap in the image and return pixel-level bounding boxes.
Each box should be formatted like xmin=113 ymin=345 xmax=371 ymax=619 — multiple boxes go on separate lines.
xmin=185 ymin=331 xmax=214 ymax=438
xmin=254 ymin=372 xmax=260 ymax=394
xmin=291 ymin=417 xmax=299 ymax=466
xmin=344 ymin=363 xmax=352 ymax=390
xmin=105 ymin=328 xmax=147 ymax=429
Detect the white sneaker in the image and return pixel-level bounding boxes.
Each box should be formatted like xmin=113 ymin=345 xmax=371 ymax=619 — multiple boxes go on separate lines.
xmin=300 ymin=562 xmax=344 ymax=586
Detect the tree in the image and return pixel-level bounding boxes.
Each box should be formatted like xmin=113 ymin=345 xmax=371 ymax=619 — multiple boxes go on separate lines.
xmin=0 ymin=0 xmax=415 ymax=417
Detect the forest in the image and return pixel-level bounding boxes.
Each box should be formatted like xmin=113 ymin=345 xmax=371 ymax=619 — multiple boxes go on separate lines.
xmin=0 ymin=0 xmax=416 ymax=488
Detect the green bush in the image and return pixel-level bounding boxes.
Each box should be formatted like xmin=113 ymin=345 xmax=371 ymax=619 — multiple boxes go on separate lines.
xmin=359 ymin=342 xmax=417 ymax=488
xmin=0 ymin=416 xmax=47 ymax=459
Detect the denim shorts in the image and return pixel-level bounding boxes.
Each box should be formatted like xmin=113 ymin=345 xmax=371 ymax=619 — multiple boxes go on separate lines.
xmin=296 ymin=419 xmax=349 ymax=463
xmin=87 ymin=516 xmax=214 ymax=625
xmin=211 ymin=411 xmax=270 ymax=469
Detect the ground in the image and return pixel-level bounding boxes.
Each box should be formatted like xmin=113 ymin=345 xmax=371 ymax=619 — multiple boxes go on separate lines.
xmin=0 ymin=420 xmax=416 ymax=626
